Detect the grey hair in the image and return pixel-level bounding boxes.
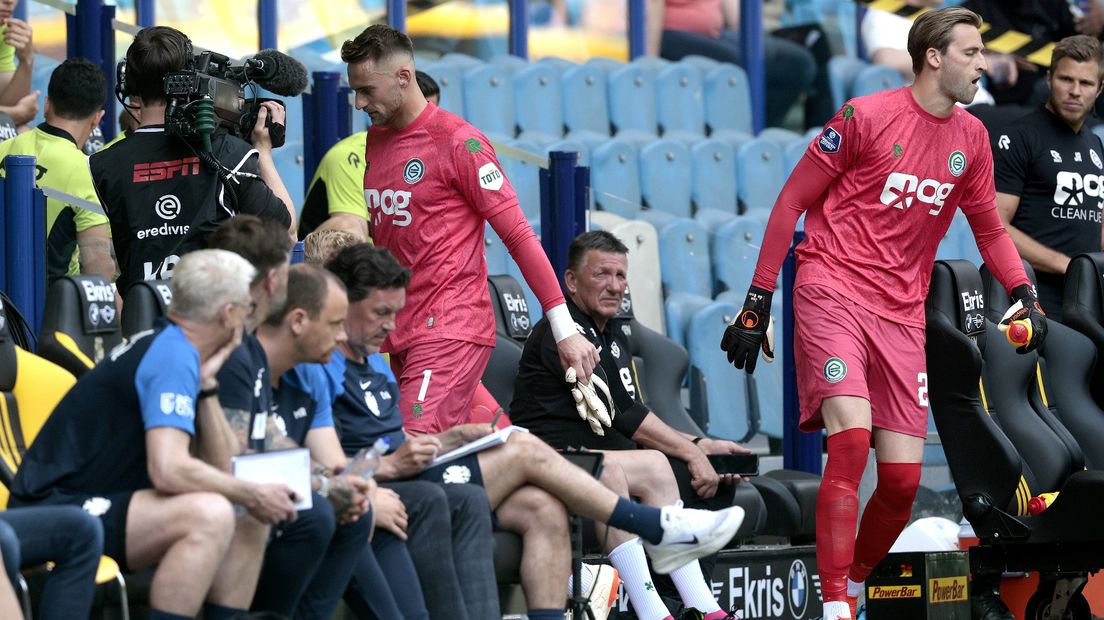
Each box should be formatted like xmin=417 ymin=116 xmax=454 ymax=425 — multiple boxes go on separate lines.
xmin=168 ymin=249 xmax=256 ymax=322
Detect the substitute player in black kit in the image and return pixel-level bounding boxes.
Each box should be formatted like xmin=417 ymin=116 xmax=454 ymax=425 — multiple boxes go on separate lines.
xmin=994 ymin=35 xmax=1104 ymax=321
xmin=90 ymin=26 xmax=294 ymax=292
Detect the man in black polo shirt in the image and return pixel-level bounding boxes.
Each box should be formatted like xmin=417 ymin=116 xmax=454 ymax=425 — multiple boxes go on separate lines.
xmin=510 ymin=230 xmax=748 ymax=619
xmin=91 ymin=26 xmax=295 ymax=292
xmin=993 ymin=35 xmax=1104 ymax=320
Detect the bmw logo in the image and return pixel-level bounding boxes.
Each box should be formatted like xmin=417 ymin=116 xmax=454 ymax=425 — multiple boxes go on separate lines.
xmin=789 ymin=560 xmax=809 ymax=618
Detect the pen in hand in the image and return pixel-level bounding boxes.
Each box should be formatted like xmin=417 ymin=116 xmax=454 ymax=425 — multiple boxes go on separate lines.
xmin=490 ymin=407 xmax=504 ymax=430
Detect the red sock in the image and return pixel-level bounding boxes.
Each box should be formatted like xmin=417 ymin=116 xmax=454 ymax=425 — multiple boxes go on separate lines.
xmin=848 ymin=461 xmax=921 ymax=583
xmin=816 ymin=428 xmax=871 ymax=602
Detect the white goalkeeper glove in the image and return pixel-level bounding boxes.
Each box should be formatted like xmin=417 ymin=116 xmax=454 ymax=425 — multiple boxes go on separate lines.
xmin=565 ymin=367 xmax=613 ymax=436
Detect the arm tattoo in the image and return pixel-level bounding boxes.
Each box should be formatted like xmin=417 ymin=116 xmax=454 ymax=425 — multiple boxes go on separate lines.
xmin=263 ymin=415 xmax=301 ymax=452
xmin=223 ymin=408 xmax=252 ymax=454
xmin=327 ymin=479 xmax=355 ymax=519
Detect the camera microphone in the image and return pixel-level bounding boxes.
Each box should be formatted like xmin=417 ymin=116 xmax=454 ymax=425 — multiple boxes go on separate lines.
xmin=242 ymin=49 xmax=309 ymax=97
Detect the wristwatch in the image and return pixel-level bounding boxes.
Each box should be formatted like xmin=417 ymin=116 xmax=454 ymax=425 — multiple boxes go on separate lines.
xmin=316 ymin=474 xmax=330 ymax=498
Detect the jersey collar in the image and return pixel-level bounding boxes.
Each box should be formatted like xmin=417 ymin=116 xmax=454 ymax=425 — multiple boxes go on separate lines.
xmin=36 ymin=122 xmax=78 ymax=146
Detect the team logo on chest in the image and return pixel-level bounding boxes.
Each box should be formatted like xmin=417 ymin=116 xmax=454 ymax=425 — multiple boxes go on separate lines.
xmin=403 ymin=158 xmax=425 ymax=184
xmin=611 ymin=341 xmax=621 ymax=359
xmin=947 ymin=150 xmax=967 ymax=177
xmin=365 ymin=390 xmax=380 ymax=416
xmin=1092 ymin=149 xmax=1103 ymax=170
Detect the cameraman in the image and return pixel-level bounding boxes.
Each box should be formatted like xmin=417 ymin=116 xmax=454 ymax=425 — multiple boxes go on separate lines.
xmin=90 ymin=26 xmax=295 ymax=293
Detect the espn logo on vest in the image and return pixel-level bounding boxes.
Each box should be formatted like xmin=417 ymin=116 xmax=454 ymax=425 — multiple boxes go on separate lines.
xmin=365 ymin=189 xmax=412 ymax=227
xmin=879 ymin=173 xmax=955 ymax=216
xmin=133 ymin=157 xmax=201 ymax=183
xmin=867 ymin=585 xmax=921 ymax=599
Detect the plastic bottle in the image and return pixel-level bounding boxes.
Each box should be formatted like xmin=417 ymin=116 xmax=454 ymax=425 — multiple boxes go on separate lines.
xmin=344 ymin=437 xmax=391 ymax=479
xmin=1027 ymin=492 xmax=1059 ymax=516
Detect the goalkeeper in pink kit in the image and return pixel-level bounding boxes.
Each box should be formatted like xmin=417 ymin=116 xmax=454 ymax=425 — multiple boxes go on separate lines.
xmin=334 ymin=25 xmax=599 ymax=434
xmin=719 ymin=8 xmax=1047 ymax=620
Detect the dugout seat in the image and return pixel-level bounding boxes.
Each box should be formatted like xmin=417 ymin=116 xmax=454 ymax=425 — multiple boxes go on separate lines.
xmin=603 ymin=219 xmax=665 ymax=335
xmin=0 ymin=297 xmax=131 ymax=619
xmin=488 ymin=274 xmax=534 ymax=345
xmin=980 ymin=264 xmax=1104 ymax=469
xmin=37 ymin=275 xmax=122 ymax=377
xmin=926 ymin=259 xmax=1104 ymax=620
xmin=1062 ymin=252 xmax=1104 ymax=405
xmin=121 ymin=280 xmax=173 ymax=339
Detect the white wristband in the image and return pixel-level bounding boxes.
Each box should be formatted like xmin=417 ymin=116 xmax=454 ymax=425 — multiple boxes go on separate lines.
xmin=547 ymin=304 xmax=576 ymax=343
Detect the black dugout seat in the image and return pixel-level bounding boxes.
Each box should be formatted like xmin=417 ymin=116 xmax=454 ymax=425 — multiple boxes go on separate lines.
xmin=927 ymin=259 xmax=1104 ymax=619
xmin=37 ymin=275 xmax=122 ymax=377
xmin=981 ymin=264 xmax=1104 ymax=470
xmin=1062 ymin=252 xmax=1104 ymax=406
xmin=121 ymin=279 xmax=173 ymax=339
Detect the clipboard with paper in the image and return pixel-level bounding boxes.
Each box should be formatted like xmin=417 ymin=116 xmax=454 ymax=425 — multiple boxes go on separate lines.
xmin=231 ymin=448 xmax=313 ymax=510
xmin=429 ymin=425 xmax=529 ymax=467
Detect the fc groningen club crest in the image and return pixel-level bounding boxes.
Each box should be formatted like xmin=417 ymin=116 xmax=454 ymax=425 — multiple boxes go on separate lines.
xmin=948 ymin=150 xmax=967 ymax=177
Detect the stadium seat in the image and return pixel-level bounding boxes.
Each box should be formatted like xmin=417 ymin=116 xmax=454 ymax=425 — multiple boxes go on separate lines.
xmin=783 ymin=138 xmax=809 ymax=176
xmin=639 ymin=139 xmax=692 ymax=222
xmin=513 ymin=63 xmax=564 ymax=142
xmin=664 ymin=292 xmax=711 ymax=351
xmin=687 ymin=300 xmax=754 ymax=441
xmin=561 ymin=63 xmax=611 ymax=140
xmin=630 ymin=56 xmax=669 ymax=72
xmin=422 ymin=61 xmax=467 ymax=118
xmin=926 ymin=259 xmax=1104 ymax=618
xmin=536 ymin=55 xmax=574 ymax=73
xmin=37 ymin=276 xmax=122 ymax=378
xmin=657 ymin=218 xmax=712 ymax=299
xmin=484 ymin=222 xmax=510 ymax=276
xmin=851 ymin=63 xmax=906 ymax=98
xmin=827 ymin=56 xmax=867 ymax=110
xmin=678 ymin=54 xmax=721 ymax=74
xmin=980 ymin=264 xmax=1104 ymax=470
xmin=690 ymin=139 xmax=738 ymax=227
xmin=584 ymin=56 xmax=624 ymax=74
xmin=440 ymin=52 xmax=483 ymax=69
xmin=607 ymin=64 xmax=659 ymax=142
xmin=655 ymin=63 xmax=705 ymax=141
xmin=488 ymin=274 xmax=534 ymax=343
xmin=703 ymin=65 xmax=753 ymax=138
xmin=483 ymin=332 xmax=524 ymax=413
xmin=736 ymin=138 xmax=786 ymax=211
xmin=121 ymin=280 xmax=173 ymax=339
xmin=590 ymin=138 xmax=642 ymax=219
xmin=626 ymin=317 xmax=701 ymax=435
xmin=500 ymin=139 xmax=542 ymax=220
xmin=488 ymin=54 xmax=527 ymax=74
xmin=463 ymin=64 xmax=516 ymax=139
xmin=603 ymin=219 xmax=665 ymax=335
xmin=711 ymin=215 xmax=765 ymax=295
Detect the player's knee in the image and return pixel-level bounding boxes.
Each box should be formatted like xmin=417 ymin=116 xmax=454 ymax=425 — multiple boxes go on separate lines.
xmin=874 ymin=464 xmax=922 ymax=510
xmin=444 ymin=483 xmax=492 ymax=524
xmin=55 ymin=506 xmax=104 ymax=556
xmin=183 ymin=493 xmax=236 ymax=543
xmin=520 ymin=486 xmax=568 ymax=534
xmin=294 ymin=496 xmax=337 ymax=545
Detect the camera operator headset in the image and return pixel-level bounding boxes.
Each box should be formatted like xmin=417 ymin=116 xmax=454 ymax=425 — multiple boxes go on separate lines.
xmin=90 ymin=26 xmax=301 ymax=293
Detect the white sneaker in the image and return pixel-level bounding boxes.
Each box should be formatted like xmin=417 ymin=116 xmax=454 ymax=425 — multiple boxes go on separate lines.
xmin=643 ymin=503 xmax=745 ymax=575
xmin=567 ymin=564 xmax=621 ymax=620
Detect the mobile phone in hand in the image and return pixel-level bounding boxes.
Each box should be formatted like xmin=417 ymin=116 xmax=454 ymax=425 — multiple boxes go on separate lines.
xmin=706 ymin=453 xmax=759 ymax=476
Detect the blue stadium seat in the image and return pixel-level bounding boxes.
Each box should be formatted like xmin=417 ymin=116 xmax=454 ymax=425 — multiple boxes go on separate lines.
xmin=562 ymin=63 xmax=611 ymax=140
xmin=690 ymin=139 xmax=738 ymax=227
xmin=631 ymin=56 xmax=670 ymax=73
xmin=736 ymin=138 xmax=786 ymax=211
xmin=657 ymin=218 xmax=712 ymax=298
xmin=640 ymin=139 xmax=692 ymax=220
xmin=463 ymin=64 xmax=516 ymax=139
xmin=608 ymin=64 xmax=659 ymax=141
xmin=703 ymin=65 xmax=753 ymax=137
xmin=851 ymin=63 xmax=906 ymax=98
xmin=421 ymin=61 xmax=466 ymax=119
xmin=711 ymin=215 xmax=766 ymax=295
xmin=656 ymin=64 xmax=706 ymax=140
xmin=590 ymin=138 xmax=642 ymax=218
xmin=441 ymin=52 xmax=483 ymax=69
xmin=485 ymin=222 xmax=510 ymax=276
xmin=665 ymin=292 xmax=712 ymax=349
xmin=537 ymin=56 xmax=575 ymax=73
xmin=513 ymin=63 xmax=564 ymax=142
xmin=783 ymin=139 xmax=809 ymax=176
xmin=679 ymin=54 xmax=722 ymax=74
xmin=488 ymin=54 xmax=527 ymax=74
xmin=687 ymin=300 xmax=752 ymax=440
xmin=501 ymin=139 xmax=542 ymax=220
xmin=758 ymin=127 xmax=804 ymax=146
xmin=828 ymin=56 xmax=867 ymax=110
xmin=586 ymin=57 xmax=625 ymax=74
xmin=545 ymin=139 xmax=589 ymax=166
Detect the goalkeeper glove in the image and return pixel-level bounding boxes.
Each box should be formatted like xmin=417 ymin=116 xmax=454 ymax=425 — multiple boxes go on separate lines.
xmin=565 ymin=367 xmax=614 ymax=436
xmin=997 ymin=284 xmax=1047 ymax=354
xmin=720 ymin=285 xmax=775 ymax=374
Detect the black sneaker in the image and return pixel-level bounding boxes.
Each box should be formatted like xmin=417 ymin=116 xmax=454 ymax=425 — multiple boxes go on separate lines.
xmin=970 ymin=588 xmax=1014 ymax=620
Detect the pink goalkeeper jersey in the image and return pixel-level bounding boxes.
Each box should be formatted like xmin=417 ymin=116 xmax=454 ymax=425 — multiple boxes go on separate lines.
xmin=795 ymin=87 xmax=997 ymax=327
xmin=364 ymin=103 xmax=515 ymax=352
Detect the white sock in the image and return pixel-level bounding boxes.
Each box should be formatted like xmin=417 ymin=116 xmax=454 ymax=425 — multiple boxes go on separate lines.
xmin=846 ymin=578 xmax=863 ymax=598
xmin=823 ymin=600 xmax=852 ymax=620
xmin=669 ymin=560 xmax=721 ymax=614
xmin=608 ymin=538 xmax=671 ymax=620
xmin=566 ymin=563 xmax=598 ymax=597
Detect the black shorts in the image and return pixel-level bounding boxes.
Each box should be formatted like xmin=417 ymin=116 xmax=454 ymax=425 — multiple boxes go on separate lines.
xmin=24 ymin=490 xmax=134 ymax=571
xmin=416 ymin=454 xmax=485 ymax=487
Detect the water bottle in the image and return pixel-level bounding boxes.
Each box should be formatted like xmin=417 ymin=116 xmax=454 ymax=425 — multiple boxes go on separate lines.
xmin=344 ymin=437 xmax=390 ymax=479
